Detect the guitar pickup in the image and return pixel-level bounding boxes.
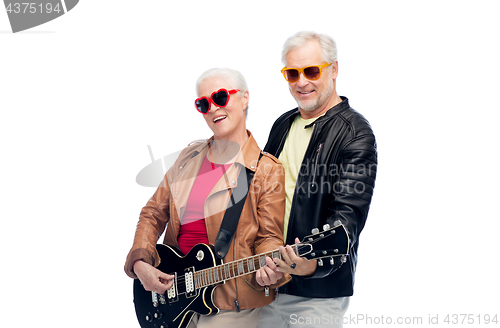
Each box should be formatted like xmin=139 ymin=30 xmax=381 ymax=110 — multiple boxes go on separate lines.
xmin=184 ymin=267 xmax=196 ymax=298
xmin=167 ymin=272 xmax=178 ymax=303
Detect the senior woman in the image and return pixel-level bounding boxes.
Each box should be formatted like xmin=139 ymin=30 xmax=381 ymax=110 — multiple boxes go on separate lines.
xmin=125 ymin=68 xmax=288 ymax=328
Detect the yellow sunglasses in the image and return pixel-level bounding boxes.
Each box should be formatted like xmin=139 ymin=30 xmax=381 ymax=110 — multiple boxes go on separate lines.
xmin=281 ymin=62 xmax=332 ymax=83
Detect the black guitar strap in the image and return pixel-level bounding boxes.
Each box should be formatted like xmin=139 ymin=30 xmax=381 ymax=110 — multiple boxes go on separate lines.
xmin=214 ymin=154 xmax=262 ymax=259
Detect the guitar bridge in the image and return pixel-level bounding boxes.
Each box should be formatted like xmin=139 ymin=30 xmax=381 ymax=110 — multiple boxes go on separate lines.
xmin=151 ymin=291 xmax=159 ymax=307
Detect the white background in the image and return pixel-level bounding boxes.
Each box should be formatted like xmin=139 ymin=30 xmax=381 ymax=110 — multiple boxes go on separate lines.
xmin=1 ymin=1 xmax=499 ymax=327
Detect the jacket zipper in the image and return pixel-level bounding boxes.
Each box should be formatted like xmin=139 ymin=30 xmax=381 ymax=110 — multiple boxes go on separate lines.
xmin=311 ymin=142 xmax=323 ymax=188
xmin=167 ymin=159 xmax=191 ymax=248
xmin=167 ymin=149 xmax=204 ymax=245
xmin=232 ymin=232 xmax=240 ymax=312
xmin=276 ymin=128 xmax=289 ymax=156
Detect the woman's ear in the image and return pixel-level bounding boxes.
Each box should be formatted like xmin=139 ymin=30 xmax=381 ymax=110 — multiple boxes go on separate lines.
xmin=242 ymin=90 xmax=249 ymax=109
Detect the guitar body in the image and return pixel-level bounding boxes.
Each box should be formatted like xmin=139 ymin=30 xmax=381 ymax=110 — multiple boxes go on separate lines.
xmin=134 ymin=244 xmax=222 ymax=328
xmin=133 ymin=222 xmax=350 ymax=328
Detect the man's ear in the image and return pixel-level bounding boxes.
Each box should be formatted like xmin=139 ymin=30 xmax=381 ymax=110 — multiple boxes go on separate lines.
xmin=331 ymin=61 xmax=339 ymax=80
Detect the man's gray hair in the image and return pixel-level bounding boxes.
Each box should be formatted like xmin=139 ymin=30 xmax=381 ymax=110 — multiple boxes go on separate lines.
xmin=281 ymin=31 xmax=338 ymax=66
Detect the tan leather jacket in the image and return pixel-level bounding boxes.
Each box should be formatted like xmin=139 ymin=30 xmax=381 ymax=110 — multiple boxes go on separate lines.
xmin=125 ymin=131 xmax=288 ymax=310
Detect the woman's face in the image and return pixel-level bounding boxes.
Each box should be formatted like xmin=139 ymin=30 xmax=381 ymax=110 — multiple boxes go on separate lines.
xmin=197 ymin=76 xmax=249 ymax=143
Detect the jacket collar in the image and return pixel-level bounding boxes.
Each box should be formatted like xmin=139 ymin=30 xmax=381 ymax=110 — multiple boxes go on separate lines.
xmin=237 ymin=130 xmax=261 ymax=173
xmin=190 ymin=130 xmax=260 ymax=173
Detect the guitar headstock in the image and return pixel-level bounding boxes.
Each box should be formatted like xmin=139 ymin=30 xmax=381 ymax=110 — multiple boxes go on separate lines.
xmin=296 ymin=221 xmax=350 ymax=260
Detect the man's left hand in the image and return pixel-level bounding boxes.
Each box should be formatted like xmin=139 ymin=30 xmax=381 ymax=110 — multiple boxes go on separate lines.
xmin=274 ymin=238 xmax=317 ymax=276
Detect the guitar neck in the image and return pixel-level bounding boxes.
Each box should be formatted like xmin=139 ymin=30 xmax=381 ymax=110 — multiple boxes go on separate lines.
xmin=194 ymin=244 xmax=302 ymax=288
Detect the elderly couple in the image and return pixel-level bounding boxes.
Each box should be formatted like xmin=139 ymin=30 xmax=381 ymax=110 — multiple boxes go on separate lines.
xmin=125 ymin=31 xmax=378 ymax=328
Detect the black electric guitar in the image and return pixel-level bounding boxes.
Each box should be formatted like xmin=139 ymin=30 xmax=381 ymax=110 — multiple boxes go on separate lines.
xmin=133 ymin=222 xmax=350 ymax=328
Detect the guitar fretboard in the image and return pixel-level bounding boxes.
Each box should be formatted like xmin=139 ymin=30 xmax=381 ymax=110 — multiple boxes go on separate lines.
xmin=194 ymin=245 xmax=298 ymax=288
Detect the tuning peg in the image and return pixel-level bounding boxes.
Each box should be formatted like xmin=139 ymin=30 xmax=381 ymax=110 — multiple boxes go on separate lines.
xmin=330 ymin=257 xmax=334 ymax=265
xmin=317 ymin=258 xmax=323 ymax=266
xmin=311 ymin=228 xmax=319 ymax=234
xmin=323 ymin=223 xmax=330 ymax=231
xmin=333 ymin=220 xmax=341 ymax=227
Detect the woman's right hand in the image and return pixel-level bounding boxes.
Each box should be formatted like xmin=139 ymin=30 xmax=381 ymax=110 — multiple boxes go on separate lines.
xmin=133 ymin=260 xmax=174 ymax=294
xmin=255 ymin=256 xmax=283 ymax=286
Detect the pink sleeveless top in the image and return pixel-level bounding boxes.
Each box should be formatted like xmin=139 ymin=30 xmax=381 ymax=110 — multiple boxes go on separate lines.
xmin=177 ymin=156 xmax=232 ymax=255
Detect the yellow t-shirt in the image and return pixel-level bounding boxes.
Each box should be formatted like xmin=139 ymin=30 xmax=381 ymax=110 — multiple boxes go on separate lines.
xmin=278 ymin=114 xmax=318 ymax=240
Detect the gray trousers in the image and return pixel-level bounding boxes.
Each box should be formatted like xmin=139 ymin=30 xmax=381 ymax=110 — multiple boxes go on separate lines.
xmin=188 ymin=308 xmax=262 ymax=328
xmin=257 ymin=294 xmax=349 ymax=328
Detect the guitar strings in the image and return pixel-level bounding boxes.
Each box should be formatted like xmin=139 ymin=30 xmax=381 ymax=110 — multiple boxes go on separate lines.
xmin=166 ymin=232 xmax=337 ymax=290
xmin=170 ymin=232 xmax=334 ymax=285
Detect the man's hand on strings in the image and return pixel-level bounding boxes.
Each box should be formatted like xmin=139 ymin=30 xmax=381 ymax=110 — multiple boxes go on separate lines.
xmin=273 ymin=237 xmax=317 ymax=276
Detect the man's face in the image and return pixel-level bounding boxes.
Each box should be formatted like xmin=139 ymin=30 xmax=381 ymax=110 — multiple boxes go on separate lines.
xmin=285 ymin=40 xmax=338 ymax=116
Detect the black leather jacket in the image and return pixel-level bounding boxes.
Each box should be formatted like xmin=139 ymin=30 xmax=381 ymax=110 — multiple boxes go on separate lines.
xmin=264 ymin=97 xmax=377 ymax=298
